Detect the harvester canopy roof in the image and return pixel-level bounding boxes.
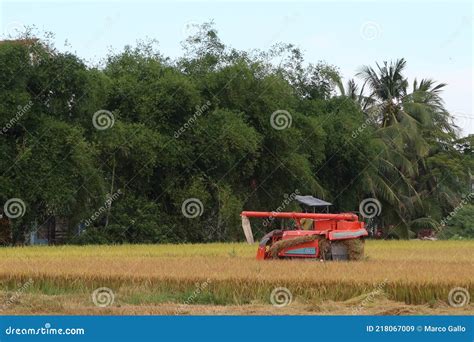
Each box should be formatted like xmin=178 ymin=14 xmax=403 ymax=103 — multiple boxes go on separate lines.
xmin=295 ymin=195 xmax=332 ymax=207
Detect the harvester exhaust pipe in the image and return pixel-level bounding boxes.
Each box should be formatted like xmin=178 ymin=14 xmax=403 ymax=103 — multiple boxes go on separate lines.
xmin=241 ymin=215 xmax=254 ymax=244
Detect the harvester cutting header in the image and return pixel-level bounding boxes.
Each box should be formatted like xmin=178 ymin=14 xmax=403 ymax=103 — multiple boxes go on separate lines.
xmin=241 ymin=195 xmax=367 ymax=261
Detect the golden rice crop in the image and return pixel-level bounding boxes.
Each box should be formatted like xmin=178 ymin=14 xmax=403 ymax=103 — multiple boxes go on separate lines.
xmin=0 ymin=240 xmax=472 ymax=311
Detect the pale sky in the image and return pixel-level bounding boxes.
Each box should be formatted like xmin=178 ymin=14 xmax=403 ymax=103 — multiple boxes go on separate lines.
xmin=1 ymin=0 xmax=472 ymax=136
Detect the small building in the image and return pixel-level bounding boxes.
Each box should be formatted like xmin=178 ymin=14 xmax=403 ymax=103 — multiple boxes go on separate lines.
xmin=28 ymin=217 xmax=69 ymax=245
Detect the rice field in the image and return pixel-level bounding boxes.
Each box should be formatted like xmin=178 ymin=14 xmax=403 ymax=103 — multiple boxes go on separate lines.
xmin=0 ymin=240 xmax=472 ymax=315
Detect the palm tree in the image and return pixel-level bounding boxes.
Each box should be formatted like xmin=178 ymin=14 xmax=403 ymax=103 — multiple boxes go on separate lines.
xmin=358 ymin=59 xmax=408 ymax=125
xmin=352 ymin=59 xmax=460 ymax=238
xmin=338 ymin=79 xmax=374 ymax=111
xmin=357 ymin=59 xmax=453 ymax=145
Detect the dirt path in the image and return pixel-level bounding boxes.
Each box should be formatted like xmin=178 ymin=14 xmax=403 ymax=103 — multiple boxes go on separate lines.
xmin=2 ymin=292 xmax=472 ymax=315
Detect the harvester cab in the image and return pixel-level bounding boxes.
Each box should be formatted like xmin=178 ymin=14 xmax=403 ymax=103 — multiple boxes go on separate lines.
xmin=241 ymin=195 xmax=368 ymax=261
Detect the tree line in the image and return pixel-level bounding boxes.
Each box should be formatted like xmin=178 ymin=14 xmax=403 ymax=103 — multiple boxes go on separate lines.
xmin=0 ymin=24 xmax=472 ymax=244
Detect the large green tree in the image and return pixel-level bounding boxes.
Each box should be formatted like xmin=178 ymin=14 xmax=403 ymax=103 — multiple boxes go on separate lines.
xmin=0 ymin=26 xmax=470 ymax=244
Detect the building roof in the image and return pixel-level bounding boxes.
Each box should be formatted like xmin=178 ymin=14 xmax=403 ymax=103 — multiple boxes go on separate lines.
xmin=295 ymin=195 xmax=332 ymax=207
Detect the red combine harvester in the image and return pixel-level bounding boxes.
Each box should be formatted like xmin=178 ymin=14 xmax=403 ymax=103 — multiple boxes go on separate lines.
xmin=241 ymin=195 xmax=368 ymax=261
